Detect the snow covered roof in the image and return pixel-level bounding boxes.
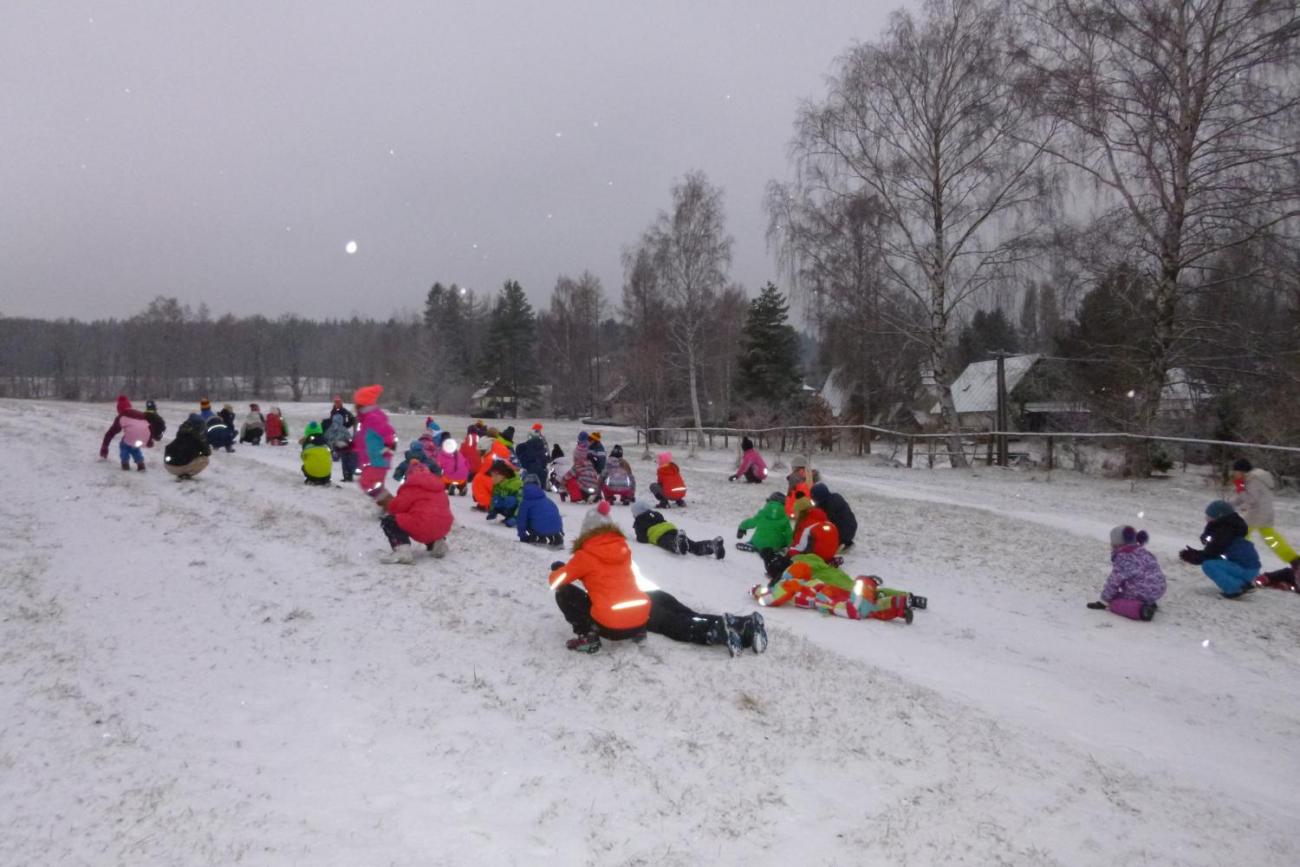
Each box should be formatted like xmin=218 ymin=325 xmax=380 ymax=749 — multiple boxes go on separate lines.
xmin=948 ymin=354 xmax=1041 ymax=415
xmin=602 ymin=380 xmax=629 ymax=403
xmin=819 ymin=366 xmax=850 ymax=417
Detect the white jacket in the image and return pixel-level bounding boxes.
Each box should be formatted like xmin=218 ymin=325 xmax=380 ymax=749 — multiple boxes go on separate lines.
xmin=1231 ymin=468 xmax=1276 ymax=528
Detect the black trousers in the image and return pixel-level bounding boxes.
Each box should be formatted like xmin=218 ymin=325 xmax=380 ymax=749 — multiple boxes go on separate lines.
xmin=742 ymin=467 xmax=763 ymax=483
xmin=554 ymin=585 xmax=720 ymax=645
xmin=655 ymin=530 xmax=712 ymax=557
xmin=380 ymin=514 xmax=410 ymax=548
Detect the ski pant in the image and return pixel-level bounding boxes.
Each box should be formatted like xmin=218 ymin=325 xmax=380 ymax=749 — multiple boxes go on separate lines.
xmin=1249 ymin=526 xmax=1298 ymax=566
xmin=164 ymin=455 xmax=208 ymax=478
xmin=359 ymin=465 xmax=388 ymax=498
xmin=565 ymin=477 xmax=597 ymax=502
xmin=740 ymin=467 xmax=763 ymax=483
xmin=603 ymin=485 xmax=635 ymax=502
xmin=655 ymin=530 xmax=712 ymax=557
xmin=554 ymin=585 xmax=721 ymax=645
xmin=1202 ymin=559 xmax=1256 ymax=595
xmin=649 ymin=482 xmax=684 ymax=506
xmin=241 ymin=429 xmax=263 ymax=445
xmin=119 ymin=442 xmax=144 ymax=466
xmin=1107 ymin=597 xmax=1153 ymax=620
xmin=380 ymin=514 xmax=410 ymax=549
xmin=333 ymin=448 xmax=359 ymax=480
xmin=521 ymin=531 xmax=564 ymax=546
xmin=302 ymin=468 xmax=331 ymax=486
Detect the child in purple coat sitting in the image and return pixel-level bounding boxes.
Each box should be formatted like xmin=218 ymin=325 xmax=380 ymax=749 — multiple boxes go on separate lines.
xmin=1087 ymin=526 xmax=1166 ymax=621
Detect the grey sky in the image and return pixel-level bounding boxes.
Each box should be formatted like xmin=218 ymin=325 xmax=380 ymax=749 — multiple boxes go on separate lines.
xmin=0 ymin=1 xmax=898 ymax=321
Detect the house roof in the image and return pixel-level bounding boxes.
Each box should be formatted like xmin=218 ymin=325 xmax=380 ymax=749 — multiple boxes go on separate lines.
xmin=948 ymin=354 xmax=1041 ymax=415
xmin=819 ymin=366 xmax=850 ymax=417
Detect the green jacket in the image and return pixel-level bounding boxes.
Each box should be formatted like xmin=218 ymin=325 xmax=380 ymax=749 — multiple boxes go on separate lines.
xmin=791 ymin=553 xmax=854 ymax=591
xmin=739 ymin=501 xmax=793 ymax=550
xmin=493 ymin=476 xmax=523 ymax=498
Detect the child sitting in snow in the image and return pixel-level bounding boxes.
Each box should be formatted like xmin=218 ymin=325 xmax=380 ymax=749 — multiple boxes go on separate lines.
xmin=546 ymin=501 xmax=766 ymax=656
xmin=393 ymin=442 xmax=440 ymax=483
xmin=601 ymin=445 xmax=637 ymax=505
xmin=299 ymin=420 xmax=332 ymax=485
xmin=811 ymin=482 xmax=857 ymax=549
xmin=562 ymin=433 xmax=602 ymax=503
xmin=1086 ymin=526 xmax=1165 ymax=621
xmin=486 ymin=461 xmax=524 ymax=526
xmin=163 ymin=413 xmax=211 ymax=480
xmin=730 ymin=437 xmax=768 ymax=483
xmin=99 ymin=395 xmax=154 ymax=471
xmin=755 ymin=551 xmax=919 ymax=624
xmin=650 ymin=451 xmax=687 ymax=508
xmin=265 ymin=406 xmax=289 ymax=445
xmin=631 ymin=501 xmax=724 ymax=559
xmin=1179 ymin=500 xmax=1261 ymax=599
xmin=436 ymin=434 xmax=470 ymax=496
xmin=240 ymin=403 xmax=266 ymax=445
xmin=516 ymin=473 xmax=565 ymax=547
xmin=374 ymin=463 xmax=453 ymax=564
xmin=788 ymin=497 xmax=841 ymax=563
xmin=205 ymin=410 xmax=236 ymax=453
xmin=737 ymin=492 xmax=793 ymax=554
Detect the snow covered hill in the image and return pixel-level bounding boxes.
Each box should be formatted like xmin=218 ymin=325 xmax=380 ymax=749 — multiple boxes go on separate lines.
xmin=2 ymin=399 xmax=1297 ymax=866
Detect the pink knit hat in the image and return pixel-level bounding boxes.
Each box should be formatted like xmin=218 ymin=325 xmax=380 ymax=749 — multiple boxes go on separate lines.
xmin=657 ymin=451 xmax=672 ymax=466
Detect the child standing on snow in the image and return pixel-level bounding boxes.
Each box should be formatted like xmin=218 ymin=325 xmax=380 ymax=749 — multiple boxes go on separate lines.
xmin=730 ymin=437 xmax=768 ymax=483
xmin=1179 ymin=500 xmax=1261 ymax=599
xmin=630 ymin=501 xmax=724 ymax=559
xmin=546 ymin=501 xmax=767 ymax=655
xmin=99 ymin=395 xmax=153 ymax=471
xmin=601 ymin=444 xmax=637 ymax=505
xmin=486 ymin=461 xmax=524 ymax=526
xmin=374 ymin=463 xmax=453 ymax=564
xmin=1086 ymin=526 xmax=1165 ymax=621
xmin=515 ymin=423 xmax=550 ymax=484
xmin=299 ymin=420 xmax=332 ymax=485
xmin=353 ymin=385 xmax=396 ymax=498
xmin=737 ymin=492 xmax=793 ymax=553
xmin=436 ymin=434 xmax=471 ymax=496
xmin=163 ymin=413 xmax=211 ymax=479
xmin=1229 ymin=458 xmax=1297 ymax=569
xmin=516 ymin=473 xmax=565 ymax=547
xmin=240 ymin=403 xmax=266 ymax=445
xmin=323 ymin=396 xmax=358 ymax=481
xmin=650 ymin=451 xmax=688 ymax=508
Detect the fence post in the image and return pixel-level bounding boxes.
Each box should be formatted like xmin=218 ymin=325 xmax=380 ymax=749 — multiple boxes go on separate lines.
xmin=986 ymin=436 xmax=994 ymax=466
xmin=1045 ymin=435 xmax=1054 ymax=470
xmin=708 ymin=432 xmax=714 ymax=449
xmin=928 ymin=438 xmax=935 ymax=469
xmin=906 ymin=438 xmax=914 ymax=468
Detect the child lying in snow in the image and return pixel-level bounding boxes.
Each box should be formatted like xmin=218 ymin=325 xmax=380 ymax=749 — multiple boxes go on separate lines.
xmin=1085 ymin=526 xmax=1165 ymax=621
xmin=755 ymin=551 xmax=922 ymax=624
xmin=630 ymin=501 xmax=724 ymax=559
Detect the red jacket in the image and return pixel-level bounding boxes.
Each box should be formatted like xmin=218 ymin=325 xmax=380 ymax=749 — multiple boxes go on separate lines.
xmin=656 ymin=463 xmax=687 ymax=499
xmin=386 ymin=464 xmax=453 ymax=543
xmin=547 ymin=528 xmax=650 ymax=631
xmin=793 ymin=505 xmax=829 ymax=540
xmin=790 ymin=518 xmax=841 ymax=562
xmin=460 ymin=433 xmax=482 ymax=476
xmin=265 ymin=413 xmax=284 ymax=440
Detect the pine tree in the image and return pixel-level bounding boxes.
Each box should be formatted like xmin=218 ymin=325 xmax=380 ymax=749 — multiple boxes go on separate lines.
xmin=736 ymin=283 xmax=802 ymax=405
xmin=1019 ymin=285 xmax=1039 ymax=350
xmin=481 ymin=280 xmax=537 ymax=413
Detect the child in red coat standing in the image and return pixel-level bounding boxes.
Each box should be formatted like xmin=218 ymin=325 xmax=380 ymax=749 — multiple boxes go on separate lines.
xmin=374 ymin=463 xmax=454 ymax=564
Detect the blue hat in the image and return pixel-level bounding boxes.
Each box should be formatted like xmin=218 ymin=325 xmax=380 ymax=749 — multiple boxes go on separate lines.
xmin=1206 ymin=500 xmax=1235 ymax=519
xmin=578 ymin=431 xmax=589 ymax=443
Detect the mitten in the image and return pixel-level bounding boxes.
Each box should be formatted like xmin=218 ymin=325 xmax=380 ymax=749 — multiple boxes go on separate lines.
xmin=1086 ymin=601 xmax=1107 ymax=610
xmin=550 ymin=561 xmax=565 ymax=571
xmin=736 ymin=528 xmax=745 ymax=539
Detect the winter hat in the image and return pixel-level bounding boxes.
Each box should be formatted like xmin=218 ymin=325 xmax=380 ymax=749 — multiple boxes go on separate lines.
xmin=811 ymin=482 xmax=830 ymax=503
xmin=187 ymin=413 xmax=204 ymax=426
xmin=1232 ymin=458 xmax=1253 ymax=473
xmin=145 ymin=400 xmax=157 ymax=411
xmin=222 ymin=403 xmax=233 ymax=412
xmin=332 ymin=395 xmax=343 ymax=406
xmin=1206 ymin=500 xmax=1235 ymax=520
xmin=250 ymin=403 xmax=260 ymax=411
xmin=502 ymin=426 xmax=516 ymax=443
xmin=425 ymin=417 xmax=441 ymax=432
xmin=304 ymin=420 xmax=322 ymax=437
xmin=522 ymin=472 xmax=541 ymax=488
xmin=442 ymin=437 xmax=459 ymax=454
xmin=590 ymin=431 xmax=602 ymax=442
xmin=657 ymin=451 xmax=672 ymax=466
xmin=532 ymin=423 xmax=543 ymax=433
xmin=353 ymin=384 xmax=383 ymax=407
xmin=742 ymin=437 xmax=754 ymax=451
xmin=578 ymin=431 xmax=590 ymax=444
xmin=611 ymin=444 xmax=624 ymax=459
xmin=766 ymin=491 xmax=786 ymax=505
xmin=791 ymin=454 xmax=809 ymax=470
xmin=580 ymin=499 xmax=615 ymax=536
xmin=199 ymin=398 xmax=211 ymax=409
xmin=630 ymin=500 xmax=652 ymax=517
xmin=1109 ymin=525 xmax=1150 ymax=547
xmin=115 ymin=395 xmax=131 ymax=413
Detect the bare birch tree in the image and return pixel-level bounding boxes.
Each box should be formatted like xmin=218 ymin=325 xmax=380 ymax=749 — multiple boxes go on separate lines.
xmin=789 ymin=0 xmax=1053 ymax=467
xmin=1027 ymin=0 xmax=1300 ymax=465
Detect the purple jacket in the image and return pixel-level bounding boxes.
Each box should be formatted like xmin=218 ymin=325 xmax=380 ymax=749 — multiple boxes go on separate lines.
xmin=737 ymin=448 xmax=767 ymax=479
xmin=1101 ymin=544 xmax=1167 ymax=603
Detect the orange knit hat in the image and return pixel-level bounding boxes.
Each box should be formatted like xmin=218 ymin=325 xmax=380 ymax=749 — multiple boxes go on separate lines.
xmin=353 ymin=384 xmax=384 ymax=407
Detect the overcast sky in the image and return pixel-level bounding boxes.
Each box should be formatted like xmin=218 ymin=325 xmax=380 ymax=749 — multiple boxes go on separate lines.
xmin=0 ymin=1 xmax=901 ymax=321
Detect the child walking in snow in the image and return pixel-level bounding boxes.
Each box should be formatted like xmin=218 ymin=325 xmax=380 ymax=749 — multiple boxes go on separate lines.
xmin=99 ymin=395 xmax=153 ymax=471
xmin=546 ymin=501 xmax=767 ymax=655
xmin=374 ymin=463 xmax=453 ymax=564
xmin=516 ymin=473 xmax=565 ymax=547
xmin=353 ymin=385 xmax=396 ymax=498
xmin=299 ymin=421 xmax=332 ymax=485
xmin=1086 ymin=526 xmax=1165 ymax=621
xmin=730 ymin=437 xmax=768 ymax=483
xmin=631 ymin=501 xmax=724 ymax=559
xmin=163 ymin=413 xmax=211 ymax=479
xmin=1230 ymin=458 xmax=1297 ymax=569
xmin=1179 ymin=500 xmax=1261 ymax=599
xmin=650 ymin=451 xmax=687 ymax=508
xmin=737 ymin=492 xmax=793 ymax=554
xmin=601 ymin=444 xmax=636 ymax=505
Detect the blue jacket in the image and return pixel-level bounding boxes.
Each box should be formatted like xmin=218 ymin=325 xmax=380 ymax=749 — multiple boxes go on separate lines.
xmin=516 ymin=481 xmax=563 ymax=540
xmin=394 ymin=446 xmax=440 ymax=482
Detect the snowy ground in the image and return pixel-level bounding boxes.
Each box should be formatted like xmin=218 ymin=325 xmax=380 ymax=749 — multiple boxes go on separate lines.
xmin=2 ymin=399 xmax=1298 ymax=867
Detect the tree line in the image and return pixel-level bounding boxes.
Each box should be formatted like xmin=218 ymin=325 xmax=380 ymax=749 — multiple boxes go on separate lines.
xmin=2 ymin=0 xmax=1298 ymax=474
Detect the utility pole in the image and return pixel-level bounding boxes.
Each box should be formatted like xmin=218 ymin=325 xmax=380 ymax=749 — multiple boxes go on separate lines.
xmin=993 ymin=351 xmax=1009 ymax=467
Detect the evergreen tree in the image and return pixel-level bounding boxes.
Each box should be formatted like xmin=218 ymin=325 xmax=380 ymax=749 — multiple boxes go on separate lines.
xmin=1019 ymin=285 xmax=1039 ymax=350
xmin=955 ymin=308 xmax=1020 ymax=370
xmin=481 ymin=280 xmax=537 ymax=413
xmin=736 ymin=283 xmax=802 ymax=405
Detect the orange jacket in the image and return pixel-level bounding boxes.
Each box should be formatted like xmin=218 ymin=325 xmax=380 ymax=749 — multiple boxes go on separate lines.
xmin=472 ymin=469 xmax=495 ymax=509
xmin=785 ymin=482 xmax=812 ymax=518
xmin=488 ymin=439 xmax=512 ymax=463
xmin=793 ymin=504 xmax=828 ymax=540
xmin=547 ymin=529 xmax=650 ymax=631
xmin=460 ymin=433 xmax=482 ymax=476
xmin=656 ymin=463 xmax=687 ymax=499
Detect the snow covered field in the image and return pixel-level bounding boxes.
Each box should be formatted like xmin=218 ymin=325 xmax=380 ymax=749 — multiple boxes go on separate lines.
xmin=2 ymin=399 xmax=1298 ymax=866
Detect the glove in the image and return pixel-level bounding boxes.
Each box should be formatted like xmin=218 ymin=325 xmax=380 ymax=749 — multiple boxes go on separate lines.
xmin=728 ymin=474 xmax=737 ymax=482
xmin=1086 ymin=601 xmax=1107 ymax=610
xmin=550 ymin=560 xmax=565 ymax=571
xmin=1179 ymin=547 xmax=1201 ymax=564
xmin=736 ymin=528 xmax=745 ymax=539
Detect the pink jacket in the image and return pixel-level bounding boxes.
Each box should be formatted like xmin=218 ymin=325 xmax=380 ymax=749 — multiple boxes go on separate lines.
xmin=737 ymin=448 xmax=767 ymax=479
xmin=437 ymin=448 xmax=470 ymax=482
xmin=354 ymin=406 xmax=396 ymax=468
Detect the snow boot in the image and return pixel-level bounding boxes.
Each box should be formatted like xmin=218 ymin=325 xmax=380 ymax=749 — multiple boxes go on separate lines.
xmin=546 ymin=534 xmax=564 ymax=548
xmin=381 ymin=545 xmax=415 ymax=565
xmin=908 ymin=594 xmax=928 ymax=611
xmin=743 ymin=612 xmax=768 ymax=655
xmin=676 ymin=534 xmax=690 ymax=556
xmin=426 ymin=539 xmax=449 ymax=559
xmin=720 ymin=614 xmax=743 ymax=658
xmin=655 ymin=498 xmax=670 ymax=510
xmin=712 ymin=537 xmax=725 ymax=560
xmin=566 ymin=631 xmax=601 ymax=654
xmin=136 ymin=463 xmax=146 ymax=472
xmin=1139 ymin=602 xmax=1157 ymax=621
xmin=120 ymin=460 xmax=130 ymax=471
xmin=1222 ymin=585 xmax=1256 ymax=599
